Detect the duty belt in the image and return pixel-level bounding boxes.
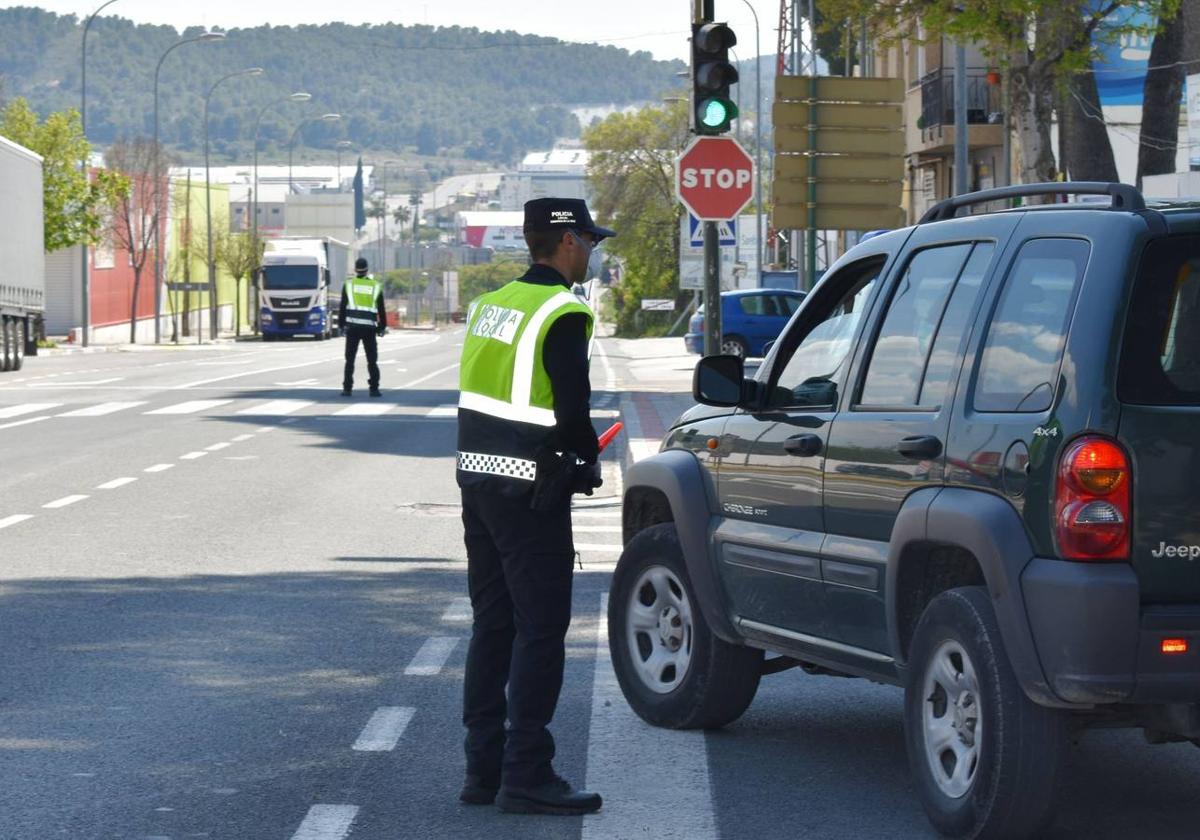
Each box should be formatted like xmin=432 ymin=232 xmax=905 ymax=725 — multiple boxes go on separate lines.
xmin=456 ymin=451 xmax=537 ymax=482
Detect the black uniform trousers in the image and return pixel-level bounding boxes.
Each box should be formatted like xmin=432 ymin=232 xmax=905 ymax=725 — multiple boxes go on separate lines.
xmin=342 ymin=327 xmax=379 ymax=391
xmin=460 ymin=484 xmax=575 ymax=789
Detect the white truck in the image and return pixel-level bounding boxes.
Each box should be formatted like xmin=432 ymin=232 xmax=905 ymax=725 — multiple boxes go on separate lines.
xmin=0 ymin=135 xmax=45 ymax=371
xmin=258 ymin=237 xmax=352 ymax=340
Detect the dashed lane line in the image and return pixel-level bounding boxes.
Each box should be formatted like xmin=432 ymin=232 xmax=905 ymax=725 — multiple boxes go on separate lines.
xmin=0 ymin=403 xmax=60 ymax=418
xmin=404 ymin=637 xmax=459 ymax=676
xmin=231 ymin=434 xmax=255 ymax=442
xmin=144 ymin=464 xmax=175 ymax=473
xmin=351 ymin=707 xmax=416 ymax=752
xmin=97 ymin=477 xmax=138 ymax=490
xmin=43 ymin=495 xmax=88 ymax=509
xmin=441 ymin=597 xmax=472 ymax=622
xmin=180 ymin=452 xmax=208 ymax=460
xmin=289 ymin=805 xmax=359 ymax=840
xmin=0 ymin=514 xmax=33 ymax=530
xmin=0 ymin=416 xmax=51 ymax=431
xmin=205 ymin=442 xmax=231 ymax=452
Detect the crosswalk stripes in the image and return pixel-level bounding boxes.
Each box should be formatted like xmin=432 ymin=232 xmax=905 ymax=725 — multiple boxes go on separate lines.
xmin=425 ymin=404 xmax=456 ymax=418
xmin=144 ymin=400 xmax=233 ymax=415
xmin=333 ymin=403 xmax=393 ymax=416
xmin=236 ymin=399 xmax=313 ymax=416
xmin=57 ymin=401 xmax=146 ymax=417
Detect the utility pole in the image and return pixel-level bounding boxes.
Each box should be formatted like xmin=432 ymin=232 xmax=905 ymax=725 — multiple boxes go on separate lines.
xmin=954 ymin=41 xmax=969 ymax=196
xmin=696 ymin=0 xmax=722 ymax=356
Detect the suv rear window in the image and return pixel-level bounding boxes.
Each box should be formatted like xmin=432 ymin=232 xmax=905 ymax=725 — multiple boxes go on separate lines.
xmin=974 ymin=238 xmax=1090 ymax=413
xmin=1120 ymin=235 xmax=1200 ymax=405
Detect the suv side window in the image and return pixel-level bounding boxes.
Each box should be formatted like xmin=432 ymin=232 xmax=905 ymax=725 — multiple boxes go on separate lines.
xmin=919 ymin=243 xmax=994 ymax=407
xmin=858 ymin=243 xmax=974 ymax=408
xmin=769 ymin=257 xmax=885 ymax=408
xmin=974 ymin=238 xmax=1090 ymax=413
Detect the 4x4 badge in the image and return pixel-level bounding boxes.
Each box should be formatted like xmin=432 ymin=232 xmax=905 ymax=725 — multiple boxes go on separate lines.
xmin=1033 ymin=426 xmax=1059 ymax=438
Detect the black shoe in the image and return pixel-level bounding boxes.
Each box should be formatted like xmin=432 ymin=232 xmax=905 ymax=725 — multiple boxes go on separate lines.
xmin=459 ymin=774 xmax=499 ymax=806
xmin=340 ymin=388 xmax=352 ymax=397
xmin=369 ymin=388 xmax=382 ymax=398
xmin=496 ymin=776 xmax=601 ymax=816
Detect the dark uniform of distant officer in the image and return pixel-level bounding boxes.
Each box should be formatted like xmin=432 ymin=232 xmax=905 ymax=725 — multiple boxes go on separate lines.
xmin=339 ymin=257 xmax=387 ymax=397
xmin=455 ymin=198 xmax=613 ymax=815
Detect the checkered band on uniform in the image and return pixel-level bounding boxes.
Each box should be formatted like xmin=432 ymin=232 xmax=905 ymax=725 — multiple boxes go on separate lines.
xmin=456 ymin=451 xmax=537 ymax=482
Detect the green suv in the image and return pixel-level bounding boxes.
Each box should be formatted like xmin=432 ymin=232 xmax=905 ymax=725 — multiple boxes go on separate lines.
xmin=610 ymin=183 xmax=1200 ymax=839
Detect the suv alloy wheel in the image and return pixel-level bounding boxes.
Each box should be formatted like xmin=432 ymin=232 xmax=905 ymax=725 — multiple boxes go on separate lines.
xmin=608 ymin=523 xmax=763 ymax=729
xmin=905 ymin=587 xmax=1066 ymax=839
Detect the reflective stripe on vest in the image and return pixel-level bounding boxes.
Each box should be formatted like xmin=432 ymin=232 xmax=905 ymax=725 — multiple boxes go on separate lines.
xmin=346 ymin=275 xmax=381 ymax=327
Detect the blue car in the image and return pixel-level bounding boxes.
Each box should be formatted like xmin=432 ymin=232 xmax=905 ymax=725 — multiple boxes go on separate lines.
xmin=684 ymin=288 xmax=806 ymax=358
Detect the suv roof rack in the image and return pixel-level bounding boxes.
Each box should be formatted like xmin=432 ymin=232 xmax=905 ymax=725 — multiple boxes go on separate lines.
xmin=919 ymin=181 xmax=1146 ymax=224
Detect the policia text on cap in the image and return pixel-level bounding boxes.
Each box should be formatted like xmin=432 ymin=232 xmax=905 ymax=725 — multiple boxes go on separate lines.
xmin=340 ymin=257 xmax=387 ymax=397
xmin=455 ymin=197 xmax=614 ymax=816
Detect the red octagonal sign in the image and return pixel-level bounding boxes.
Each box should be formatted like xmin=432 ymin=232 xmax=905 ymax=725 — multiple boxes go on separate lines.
xmin=675 ymin=136 xmax=755 ymax=222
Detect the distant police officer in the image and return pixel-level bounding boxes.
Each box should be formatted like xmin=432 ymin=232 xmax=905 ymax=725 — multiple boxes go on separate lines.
xmin=340 ymin=257 xmax=387 ymax=397
xmin=455 ymin=198 xmax=613 ymax=815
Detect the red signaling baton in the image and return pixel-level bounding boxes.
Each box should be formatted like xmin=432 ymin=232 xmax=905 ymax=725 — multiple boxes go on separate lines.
xmin=598 ymin=422 xmax=623 ymax=453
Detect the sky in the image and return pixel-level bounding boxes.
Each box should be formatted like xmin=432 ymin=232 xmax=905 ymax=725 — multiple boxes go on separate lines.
xmin=7 ymin=0 xmax=779 ymax=64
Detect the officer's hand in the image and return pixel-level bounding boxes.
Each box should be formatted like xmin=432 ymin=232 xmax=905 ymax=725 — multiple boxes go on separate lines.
xmin=571 ymin=462 xmax=603 ymax=496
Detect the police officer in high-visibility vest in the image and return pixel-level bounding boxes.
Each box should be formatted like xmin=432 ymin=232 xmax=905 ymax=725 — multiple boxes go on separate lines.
xmin=339 ymin=257 xmax=387 ymax=397
xmin=456 ymin=198 xmax=613 ymax=815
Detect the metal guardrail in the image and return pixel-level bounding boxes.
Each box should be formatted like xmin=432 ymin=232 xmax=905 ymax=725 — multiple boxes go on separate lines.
xmin=918 ymin=68 xmax=1002 ymax=129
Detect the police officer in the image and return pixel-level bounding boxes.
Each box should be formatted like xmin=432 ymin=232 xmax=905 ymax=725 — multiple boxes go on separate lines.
xmin=340 ymin=257 xmax=387 ymax=397
xmin=455 ymin=197 xmax=613 ymax=815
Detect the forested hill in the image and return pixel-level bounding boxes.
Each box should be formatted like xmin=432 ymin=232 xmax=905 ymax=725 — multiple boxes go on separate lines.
xmin=0 ymin=8 xmax=685 ymax=163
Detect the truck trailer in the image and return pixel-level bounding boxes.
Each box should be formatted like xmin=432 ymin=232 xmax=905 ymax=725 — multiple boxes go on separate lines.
xmin=0 ymin=135 xmax=45 ymax=371
xmin=258 ymin=237 xmax=351 ymax=340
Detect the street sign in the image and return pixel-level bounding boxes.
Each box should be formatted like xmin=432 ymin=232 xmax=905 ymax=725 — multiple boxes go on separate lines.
xmin=688 ymin=214 xmax=736 ymax=247
xmin=167 ymin=282 xmax=209 ymax=293
xmin=676 ymin=136 xmax=755 ymax=221
xmin=679 ymin=214 xmax=760 ymax=291
xmin=641 ymin=299 xmax=675 ymax=311
xmin=771 ymin=76 xmax=906 ymax=232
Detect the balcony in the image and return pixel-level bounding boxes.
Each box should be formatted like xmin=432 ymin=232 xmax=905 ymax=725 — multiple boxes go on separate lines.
xmin=906 ymin=67 xmax=1005 ymax=154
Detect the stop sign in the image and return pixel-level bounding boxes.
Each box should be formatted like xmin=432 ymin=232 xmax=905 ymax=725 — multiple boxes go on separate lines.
xmin=676 ymin=136 xmax=755 ymax=221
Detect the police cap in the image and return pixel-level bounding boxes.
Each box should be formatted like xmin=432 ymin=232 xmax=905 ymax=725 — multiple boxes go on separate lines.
xmin=523 ymin=198 xmax=616 ymax=242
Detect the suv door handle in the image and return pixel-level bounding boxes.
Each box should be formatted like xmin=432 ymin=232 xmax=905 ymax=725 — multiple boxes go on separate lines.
xmin=783 ymin=434 xmax=823 ymax=457
xmin=897 ymin=435 xmax=943 ymax=459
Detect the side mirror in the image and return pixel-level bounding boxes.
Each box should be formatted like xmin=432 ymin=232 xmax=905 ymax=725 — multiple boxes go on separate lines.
xmin=694 ymin=354 xmax=746 ymax=407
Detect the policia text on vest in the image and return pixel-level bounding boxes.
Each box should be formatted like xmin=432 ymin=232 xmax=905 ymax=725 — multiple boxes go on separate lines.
xmin=453 ymin=196 xmax=614 ymax=815
xmin=339 ymin=259 xmax=387 ymax=398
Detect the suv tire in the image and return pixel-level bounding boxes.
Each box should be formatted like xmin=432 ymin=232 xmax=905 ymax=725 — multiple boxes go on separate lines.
xmin=905 ymin=586 xmax=1066 ymax=840
xmin=609 ymin=522 xmax=762 ymax=729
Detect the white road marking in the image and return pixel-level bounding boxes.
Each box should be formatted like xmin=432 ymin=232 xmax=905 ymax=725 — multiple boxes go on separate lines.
xmin=0 ymin=403 xmax=60 ymax=419
xmin=238 ymin=400 xmax=312 ymax=416
xmin=43 ymin=495 xmax=88 ymax=509
xmin=584 ymin=594 xmax=717 ymax=840
xmin=400 ymin=363 xmax=460 ymax=390
xmin=351 ymin=707 xmax=416 ymax=752
xmin=145 ymin=400 xmax=233 ymax=415
xmin=276 ymin=378 xmax=319 ymax=386
xmin=144 ymin=463 xmax=175 ymax=473
xmin=334 ymin=403 xmax=393 ymax=416
xmin=572 ymin=525 xmax=622 ymax=533
xmin=425 ymin=405 xmax=457 ymax=418
xmin=205 ymin=442 xmax=231 ymax=451
xmin=571 ymin=510 xmax=622 ymax=519
xmin=574 ymin=544 xmax=622 ymax=552
xmin=231 ymin=434 xmax=255 ymax=442
xmin=37 ymin=377 xmax=124 ymax=386
xmin=0 ymin=416 xmax=51 ymax=431
xmin=57 ymin=401 xmax=146 ymax=417
xmin=441 ymin=597 xmax=472 ymax=622
xmin=404 ymin=637 xmax=459 ymax=675
xmin=180 ymin=451 xmax=208 ymax=460
xmin=257 ymin=426 xmax=277 ymax=434
xmin=0 ymin=514 xmax=33 ymax=530
xmin=97 ymin=477 xmax=137 ymax=490
xmin=177 ymin=356 xmax=344 ymax=389
xmin=195 ymin=358 xmax=257 ymax=366
xmin=289 ymin=804 xmax=359 ymax=840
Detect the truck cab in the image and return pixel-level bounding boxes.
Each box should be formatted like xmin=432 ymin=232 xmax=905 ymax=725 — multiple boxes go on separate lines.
xmin=259 ymin=237 xmax=350 ymax=340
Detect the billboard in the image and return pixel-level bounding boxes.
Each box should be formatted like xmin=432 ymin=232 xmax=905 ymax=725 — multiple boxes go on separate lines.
xmin=1090 ymin=2 xmax=1155 ymax=106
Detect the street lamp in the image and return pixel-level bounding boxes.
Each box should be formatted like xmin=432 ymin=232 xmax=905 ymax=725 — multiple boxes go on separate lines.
xmin=336 ymin=140 xmax=353 ymax=191
xmin=204 ymin=66 xmax=264 ymax=342
xmin=153 ymin=30 xmax=225 ymax=344
xmin=252 ymin=91 xmax=311 ymax=244
xmin=380 ymin=160 xmax=402 ymax=272
xmin=288 ymin=113 xmax=341 ymax=195
xmin=80 ymin=0 xmax=121 ymax=348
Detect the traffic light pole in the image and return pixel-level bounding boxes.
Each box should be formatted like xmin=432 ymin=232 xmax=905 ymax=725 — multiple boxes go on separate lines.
xmin=703 ymin=220 xmax=721 ymax=356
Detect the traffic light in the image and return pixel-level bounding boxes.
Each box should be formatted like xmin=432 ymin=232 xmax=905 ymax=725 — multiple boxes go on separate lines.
xmin=691 ymin=21 xmax=738 ymax=135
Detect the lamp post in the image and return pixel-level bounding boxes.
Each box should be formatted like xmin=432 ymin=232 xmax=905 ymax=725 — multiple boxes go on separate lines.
xmin=252 ymin=91 xmax=311 ymax=244
xmin=380 ymin=160 xmax=403 ymax=273
xmin=288 ymin=113 xmax=341 ymax=195
xmin=204 ymin=66 xmax=264 ymax=342
xmin=737 ymin=0 xmax=764 ymax=282
xmin=153 ymin=31 xmax=225 ymax=344
xmin=336 ymin=140 xmax=353 ymax=191
xmin=80 ymin=0 xmax=121 ymax=348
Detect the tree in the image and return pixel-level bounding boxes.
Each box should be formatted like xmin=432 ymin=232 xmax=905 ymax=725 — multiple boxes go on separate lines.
xmin=1137 ymin=4 xmax=1188 ymax=186
xmin=105 ymin=137 xmax=164 ymax=343
xmin=0 ymin=97 xmax=126 ymax=251
xmin=818 ymin=0 xmax=1180 ymax=187
xmin=584 ymin=101 xmax=690 ymax=336
xmin=392 ymin=205 xmax=411 ymax=244
xmin=217 ymin=230 xmax=263 ymax=333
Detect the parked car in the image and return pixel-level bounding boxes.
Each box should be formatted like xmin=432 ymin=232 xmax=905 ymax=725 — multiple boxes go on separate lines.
xmin=613 ymin=182 xmax=1200 ymax=839
xmin=684 ymin=288 xmax=806 ymax=358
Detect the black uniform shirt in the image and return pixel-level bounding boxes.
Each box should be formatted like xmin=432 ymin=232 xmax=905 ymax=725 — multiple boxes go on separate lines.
xmin=521 ymin=263 xmax=600 ymax=465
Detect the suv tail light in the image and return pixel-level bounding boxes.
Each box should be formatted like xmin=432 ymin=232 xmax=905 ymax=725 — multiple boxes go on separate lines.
xmin=1055 ymin=436 xmax=1131 ymax=560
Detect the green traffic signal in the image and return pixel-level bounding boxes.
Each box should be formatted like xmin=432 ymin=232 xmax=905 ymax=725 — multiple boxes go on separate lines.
xmin=698 ymin=98 xmax=737 ymax=131
xmin=691 ymin=21 xmax=738 ymax=136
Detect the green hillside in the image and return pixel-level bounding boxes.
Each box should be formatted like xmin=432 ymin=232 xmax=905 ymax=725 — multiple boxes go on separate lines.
xmin=0 ymin=8 xmax=686 ymax=164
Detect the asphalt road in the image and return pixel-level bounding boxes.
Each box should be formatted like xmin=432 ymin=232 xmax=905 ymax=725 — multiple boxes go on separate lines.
xmin=0 ymin=332 xmax=1197 ymax=840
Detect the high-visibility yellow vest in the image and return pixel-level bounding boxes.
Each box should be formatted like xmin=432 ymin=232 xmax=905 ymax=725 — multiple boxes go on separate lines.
xmin=345 ymin=274 xmax=382 ymax=328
